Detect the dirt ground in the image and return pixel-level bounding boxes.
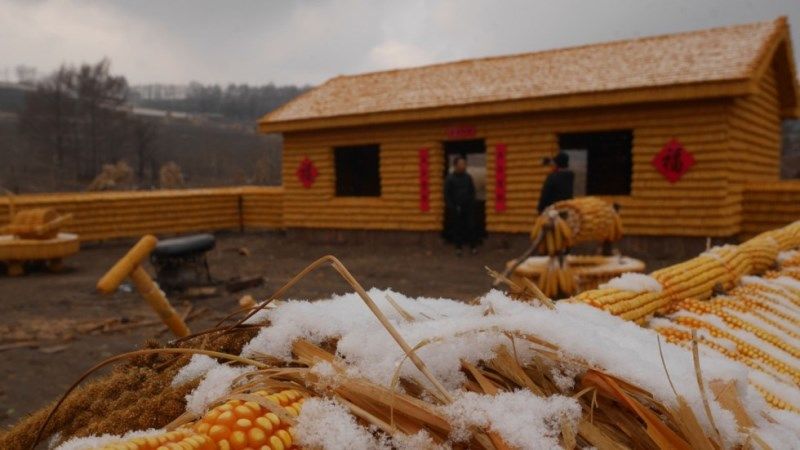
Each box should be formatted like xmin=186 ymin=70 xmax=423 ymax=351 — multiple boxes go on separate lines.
xmin=0 ymin=231 xmax=531 ymax=429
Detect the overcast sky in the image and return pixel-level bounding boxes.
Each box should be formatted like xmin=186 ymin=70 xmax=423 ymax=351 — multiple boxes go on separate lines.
xmin=1 ymin=0 xmax=798 ymax=86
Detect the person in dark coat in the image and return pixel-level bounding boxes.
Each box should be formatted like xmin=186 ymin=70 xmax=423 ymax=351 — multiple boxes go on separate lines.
xmin=445 ymin=156 xmax=477 ymax=255
xmin=537 ymin=152 xmax=575 ymax=213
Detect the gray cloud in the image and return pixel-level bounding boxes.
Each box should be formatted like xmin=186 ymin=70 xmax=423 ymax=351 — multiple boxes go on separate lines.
xmin=1 ymin=0 xmax=798 ymax=85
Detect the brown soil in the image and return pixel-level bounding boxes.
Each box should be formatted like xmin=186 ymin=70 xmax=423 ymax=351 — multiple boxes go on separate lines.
xmin=0 ymin=231 xmax=523 ymax=430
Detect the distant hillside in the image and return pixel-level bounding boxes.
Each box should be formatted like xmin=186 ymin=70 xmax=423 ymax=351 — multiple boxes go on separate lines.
xmin=130 ymin=82 xmax=311 ymax=123
xmin=0 ymin=77 xmax=290 ymax=193
xmin=0 ymin=111 xmax=282 ymax=193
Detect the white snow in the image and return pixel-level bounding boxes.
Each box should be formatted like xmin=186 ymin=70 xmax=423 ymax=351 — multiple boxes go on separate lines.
xmin=440 ymin=390 xmax=581 ymax=450
xmin=749 ymin=370 xmax=800 ymax=412
xmin=672 ymin=311 xmax=800 ymax=369
xmin=599 ymin=273 xmax=663 ymax=293
xmin=294 ymin=397 xmax=387 ymax=450
xmin=754 ymin=410 xmax=800 ymax=450
xmin=772 ymin=276 xmax=800 ymax=292
xmin=240 ymin=288 xmax=765 ymax=445
xmin=777 ymin=250 xmax=798 ymax=264
xmin=184 ymin=363 xmax=255 ymax=415
xmin=171 ymin=354 xmax=218 ymax=387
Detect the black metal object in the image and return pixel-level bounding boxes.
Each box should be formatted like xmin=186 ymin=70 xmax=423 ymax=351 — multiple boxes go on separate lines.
xmin=150 ymin=233 xmax=216 ymax=292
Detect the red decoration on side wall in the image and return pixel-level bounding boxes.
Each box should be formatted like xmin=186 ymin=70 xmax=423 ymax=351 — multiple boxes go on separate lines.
xmin=418 ymin=148 xmax=430 ymax=212
xmin=494 ymin=144 xmax=507 ymax=212
xmin=446 ymin=125 xmax=477 ymax=139
xmin=653 ymin=138 xmax=695 ymax=183
xmin=296 ymin=156 xmax=318 ymax=188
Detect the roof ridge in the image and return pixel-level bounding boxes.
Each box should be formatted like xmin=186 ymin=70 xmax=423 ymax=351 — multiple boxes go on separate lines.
xmin=330 ymin=17 xmax=781 ymax=81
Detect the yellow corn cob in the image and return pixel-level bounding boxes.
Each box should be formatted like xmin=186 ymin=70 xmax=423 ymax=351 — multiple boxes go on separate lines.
xmin=544 ymin=197 xmax=621 ymax=244
xmin=552 ymin=225 xmax=562 ymax=253
xmin=529 ymin=218 xmax=543 ymax=242
xmin=96 ymin=389 xmax=304 ymax=450
xmin=195 ymin=389 xmax=302 ymax=450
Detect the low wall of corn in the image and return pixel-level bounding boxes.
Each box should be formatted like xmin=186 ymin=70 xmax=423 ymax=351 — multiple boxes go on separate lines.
xmin=741 ymin=181 xmax=800 ymax=236
xmin=0 ymin=187 xmax=284 ymax=241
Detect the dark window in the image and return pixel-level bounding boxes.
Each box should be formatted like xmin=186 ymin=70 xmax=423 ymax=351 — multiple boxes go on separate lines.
xmin=558 ymin=130 xmax=632 ymax=196
xmin=334 ymin=144 xmax=381 ymax=196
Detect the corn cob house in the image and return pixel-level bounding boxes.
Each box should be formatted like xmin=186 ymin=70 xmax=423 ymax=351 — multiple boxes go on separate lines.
xmin=259 ymin=17 xmax=799 ymax=238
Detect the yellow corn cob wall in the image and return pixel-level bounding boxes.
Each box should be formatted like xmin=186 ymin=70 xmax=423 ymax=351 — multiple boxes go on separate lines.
xmin=741 ymin=182 xmax=800 ymax=236
xmin=0 ymin=187 xmax=284 ymax=241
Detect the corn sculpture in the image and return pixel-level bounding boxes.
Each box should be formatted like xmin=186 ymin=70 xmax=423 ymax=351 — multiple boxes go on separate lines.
xmin=525 ymin=197 xmax=623 ymax=298
xmin=1 ymin=207 xmax=73 ymax=240
xmin=95 ymin=389 xmax=304 ymax=450
xmin=0 ymin=207 xmax=78 ymax=276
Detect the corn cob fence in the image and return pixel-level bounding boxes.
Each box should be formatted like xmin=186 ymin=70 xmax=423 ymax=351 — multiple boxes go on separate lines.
xmin=0 ymin=187 xmax=284 ymax=242
xmin=741 ymin=181 xmax=800 ymax=237
xmin=1 ymin=183 xmax=797 ymax=243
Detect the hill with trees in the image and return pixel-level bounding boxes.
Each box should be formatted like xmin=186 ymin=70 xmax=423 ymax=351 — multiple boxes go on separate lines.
xmin=0 ymin=60 xmax=306 ymax=193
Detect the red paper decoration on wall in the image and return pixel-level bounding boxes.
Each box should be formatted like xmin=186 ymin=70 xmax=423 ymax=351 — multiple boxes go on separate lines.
xmin=494 ymin=144 xmax=507 ymax=212
xmin=296 ymin=156 xmax=318 ymax=188
xmin=418 ymin=148 xmax=430 ymax=212
xmin=445 ymin=125 xmax=477 ymax=139
xmin=653 ymin=138 xmax=695 ymax=183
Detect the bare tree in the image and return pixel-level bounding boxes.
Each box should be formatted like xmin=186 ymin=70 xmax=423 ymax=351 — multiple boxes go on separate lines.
xmin=72 ymin=59 xmax=129 ymax=179
xmin=132 ymin=117 xmax=159 ymax=185
xmin=18 ymin=66 xmax=76 ymax=175
xmin=19 ymin=59 xmax=131 ymax=181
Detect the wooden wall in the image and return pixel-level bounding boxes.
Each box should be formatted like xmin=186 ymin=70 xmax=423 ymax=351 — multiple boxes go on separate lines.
xmin=0 ymin=187 xmax=284 ymax=241
xmin=281 ymin=97 xmax=753 ymax=237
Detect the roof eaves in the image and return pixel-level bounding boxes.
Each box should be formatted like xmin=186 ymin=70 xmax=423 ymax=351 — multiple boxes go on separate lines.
xmin=258 ymin=79 xmax=752 ymax=134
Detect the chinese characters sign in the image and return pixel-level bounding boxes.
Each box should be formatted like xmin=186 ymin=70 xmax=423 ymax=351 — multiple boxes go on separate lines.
xmin=418 ymin=148 xmax=430 ymax=212
xmin=296 ymin=156 xmax=318 ymax=188
xmin=445 ymin=125 xmax=477 ymax=140
xmin=653 ymin=138 xmax=695 ymax=183
xmin=494 ymin=144 xmax=507 ymax=212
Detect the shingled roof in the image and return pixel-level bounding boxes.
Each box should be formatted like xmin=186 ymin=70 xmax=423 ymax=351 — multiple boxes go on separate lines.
xmin=260 ymin=17 xmax=798 ymax=132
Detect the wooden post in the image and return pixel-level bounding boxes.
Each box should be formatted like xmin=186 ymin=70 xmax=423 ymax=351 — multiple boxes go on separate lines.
xmin=96 ymin=235 xmax=190 ymax=338
xmin=129 ymin=265 xmax=190 ymax=337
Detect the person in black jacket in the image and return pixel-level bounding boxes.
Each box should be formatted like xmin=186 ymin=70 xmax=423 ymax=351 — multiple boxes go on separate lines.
xmin=445 ymin=156 xmax=477 ymax=255
xmin=537 ymin=152 xmax=574 ymax=213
